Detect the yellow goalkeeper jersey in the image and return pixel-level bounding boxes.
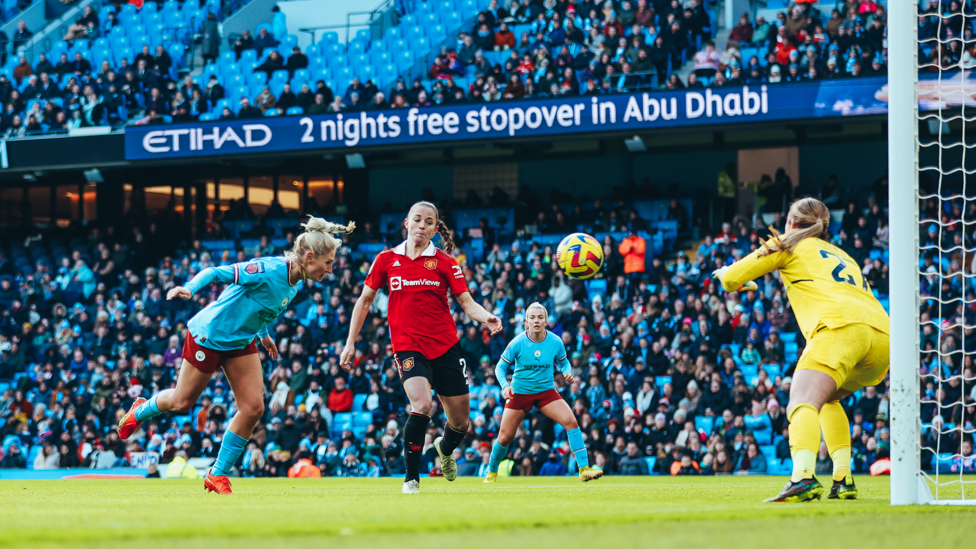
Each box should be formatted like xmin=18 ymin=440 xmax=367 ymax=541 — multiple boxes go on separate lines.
xmin=719 ymin=237 xmax=889 ymax=341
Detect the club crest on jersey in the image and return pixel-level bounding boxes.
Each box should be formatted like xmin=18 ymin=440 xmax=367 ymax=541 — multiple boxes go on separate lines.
xmin=402 ymin=357 xmax=415 ymax=371
xmin=424 ymin=258 xmax=437 ymax=270
xmin=281 ymin=298 xmax=289 ymax=307
xmin=534 ymin=350 xmax=542 ymax=358
xmin=195 ymin=350 xmax=206 ymax=362
xmin=244 ymin=262 xmax=265 ymax=275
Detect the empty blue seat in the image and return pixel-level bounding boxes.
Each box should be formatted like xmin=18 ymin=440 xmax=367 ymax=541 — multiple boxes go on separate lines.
xmin=347 ymin=41 xmax=366 ymax=55
xmin=384 ymin=26 xmax=402 ymax=41
xmin=406 ymin=25 xmax=425 ymax=39
xmin=285 ymin=106 xmax=303 ymax=115
xmin=329 ymin=54 xmax=348 ymax=68
xmin=264 ymin=109 xmax=279 ymax=116
xmin=271 ymin=69 xmax=289 ymax=82
xmin=695 ymin=416 xmax=714 ymax=433
xmin=320 ymin=31 xmax=339 ymax=45
xmin=655 ymin=376 xmax=672 ymax=387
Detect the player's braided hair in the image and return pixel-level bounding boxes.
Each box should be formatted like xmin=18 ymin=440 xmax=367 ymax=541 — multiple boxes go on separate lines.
xmin=758 ymin=197 xmax=829 ymax=257
xmin=285 ymin=215 xmax=355 ymax=263
xmin=409 ymin=201 xmax=455 ymax=255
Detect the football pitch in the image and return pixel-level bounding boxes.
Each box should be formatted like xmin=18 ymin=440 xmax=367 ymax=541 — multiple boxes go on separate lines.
xmin=1 ymin=476 xmax=973 ymax=549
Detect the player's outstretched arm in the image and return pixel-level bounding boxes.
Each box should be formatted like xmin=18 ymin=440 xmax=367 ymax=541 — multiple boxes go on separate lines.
xmin=713 ymin=248 xmax=782 ymax=292
xmin=456 ymin=291 xmax=502 ymax=335
xmin=340 ymin=285 xmax=377 ymax=369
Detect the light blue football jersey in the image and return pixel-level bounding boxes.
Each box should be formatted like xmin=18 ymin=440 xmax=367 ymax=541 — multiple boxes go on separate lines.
xmin=185 ymin=256 xmax=301 ymax=351
xmin=495 ymin=331 xmax=570 ymax=395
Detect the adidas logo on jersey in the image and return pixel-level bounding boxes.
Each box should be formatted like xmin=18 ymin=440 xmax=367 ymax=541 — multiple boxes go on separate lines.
xmin=392 ymin=260 xmax=401 ymax=267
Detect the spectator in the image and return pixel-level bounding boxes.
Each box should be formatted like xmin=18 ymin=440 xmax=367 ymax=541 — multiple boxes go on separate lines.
xmin=617 ymin=441 xmax=649 ymax=475
xmin=328 ymin=377 xmax=353 ymax=413
xmin=618 ymin=229 xmax=646 ymax=283
xmin=255 ymin=51 xmax=285 ymax=78
xmin=237 ymin=97 xmax=263 ymax=119
xmin=234 ymin=30 xmax=254 ymax=60
xmin=253 ymin=27 xmax=278 ymax=56
xmin=255 ymin=86 xmax=277 ymax=114
xmin=285 ymin=46 xmax=308 ymax=76
xmin=735 ymin=443 xmax=767 ymax=474
xmin=693 ymin=41 xmax=721 ymax=78
xmin=13 ymin=22 xmax=32 ymax=50
xmin=201 ymin=13 xmax=220 ymax=66
xmin=495 ymin=22 xmax=516 ymax=50
xmin=13 ymin=56 xmax=31 ymax=84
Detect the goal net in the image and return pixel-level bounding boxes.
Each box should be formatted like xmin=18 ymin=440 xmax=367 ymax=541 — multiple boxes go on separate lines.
xmin=890 ymin=0 xmax=976 ymax=505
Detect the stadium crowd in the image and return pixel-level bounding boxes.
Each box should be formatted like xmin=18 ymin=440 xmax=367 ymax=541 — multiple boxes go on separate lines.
xmin=0 ymin=172 xmax=973 ymax=477
xmin=0 ymin=0 xmax=910 ymax=133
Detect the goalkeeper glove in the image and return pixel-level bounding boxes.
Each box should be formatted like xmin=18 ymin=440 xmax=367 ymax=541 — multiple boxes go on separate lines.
xmin=711 ymin=266 xmax=758 ymax=292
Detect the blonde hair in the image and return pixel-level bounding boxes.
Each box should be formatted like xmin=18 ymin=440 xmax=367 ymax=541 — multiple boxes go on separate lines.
xmin=407 ymin=201 xmax=455 ymax=255
xmin=525 ymin=302 xmax=549 ymax=318
xmin=759 ymin=197 xmax=829 ymax=257
xmin=285 ymin=216 xmax=355 ymax=263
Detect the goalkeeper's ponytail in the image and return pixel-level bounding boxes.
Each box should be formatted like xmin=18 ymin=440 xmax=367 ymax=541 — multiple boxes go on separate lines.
xmin=758 ymin=197 xmax=830 ymax=257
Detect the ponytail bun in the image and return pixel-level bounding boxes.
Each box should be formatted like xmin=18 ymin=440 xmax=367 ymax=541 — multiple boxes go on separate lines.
xmin=286 ymin=216 xmax=354 ymax=262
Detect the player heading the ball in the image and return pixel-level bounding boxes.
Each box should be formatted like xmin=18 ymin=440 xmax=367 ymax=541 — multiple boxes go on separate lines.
xmin=118 ymin=216 xmax=353 ymax=495
xmin=485 ymin=302 xmax=602 ymax=483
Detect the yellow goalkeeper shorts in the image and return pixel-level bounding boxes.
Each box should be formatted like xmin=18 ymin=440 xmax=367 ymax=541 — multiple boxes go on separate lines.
xmin=796 ymin=323 xmax=890 ymax=392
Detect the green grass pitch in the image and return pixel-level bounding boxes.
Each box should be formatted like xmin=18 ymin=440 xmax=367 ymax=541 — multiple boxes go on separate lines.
xmin=1 ymin=476 xmax=974 ymax=549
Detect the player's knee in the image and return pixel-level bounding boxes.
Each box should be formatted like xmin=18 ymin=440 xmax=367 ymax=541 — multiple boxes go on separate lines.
xmin=239 ymin=400 xmax=264 ymax=421
xmin=172 ymin=397 xmax=194 ymax=413
xmin=561 ymin=417 xmax=580 ymax=431
xmin=410 ymin=399 xmax=433 ymax=416
xmin=497 ymin=433 xmax=513 ymax=446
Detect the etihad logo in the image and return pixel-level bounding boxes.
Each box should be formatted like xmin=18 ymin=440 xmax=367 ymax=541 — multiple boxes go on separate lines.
xmin=141 ymin=125 xmax=273 ymax=153
xmin=389 ymin=276 xmax=441 ymax=291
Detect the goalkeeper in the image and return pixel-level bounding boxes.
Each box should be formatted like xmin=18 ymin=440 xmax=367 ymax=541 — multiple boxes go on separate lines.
xmin=713 ymin=198 xmax=889 ymax=503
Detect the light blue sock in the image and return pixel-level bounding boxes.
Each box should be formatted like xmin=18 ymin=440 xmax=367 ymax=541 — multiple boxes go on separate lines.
xmin=211 ymin=430 xmax=248 ymax=477
xmin=567 ymin=427 xmax=589 ymax=469
xmin=489 ymin=441 xmax=509 ymax=473
xmin=134 ymin=394 xmax=162 ymax=422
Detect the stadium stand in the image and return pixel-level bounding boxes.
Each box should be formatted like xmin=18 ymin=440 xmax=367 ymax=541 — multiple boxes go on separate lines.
xmin=0 ymin=0 xmax=900 ymax=135
xmin=0 ymin=171 xmax=931 ymax=479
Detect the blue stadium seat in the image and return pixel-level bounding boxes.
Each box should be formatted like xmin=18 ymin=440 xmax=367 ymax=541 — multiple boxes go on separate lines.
xmin=369 ymin=39 xmax=386 ymax=53
xmin=285 ymin=106 xmax=303 ymax=115
xmin=354 ymin=29 xmax=370 ymax=43
xmin=329 ymin=54 xmax=348 ymax=68
xmin=347 ymin=41 xmax=366 ymax=56
xmin=271 ymin=69 xmax=289 ymax=82
xmin=406 ymin=25 xmax=425 ymax=40
xmin=420 ymin=12 xmax=439 ymax=26
xmin=350 ymin=53 xmax=369 ymax=68
xmin=396 ymin=50 xmax=414 ymax=71
xmin=264 ymin=109 xmax=279 ymax=116
xmin=695 ymin=416 xmax=714 ymax=433
xmin=655 ymin=376 xmax=672 ymax=387
xmin=320 ymin=31 xmax=339 ymax=45
xmin=378 ymin=63 xmax=398 ymax=85
xmin=372 ymin=51 xmax=392 ymax=67
xmin=384 ymin=26 xmax=402 ymax=41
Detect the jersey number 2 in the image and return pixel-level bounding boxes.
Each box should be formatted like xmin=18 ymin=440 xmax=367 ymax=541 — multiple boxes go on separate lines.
xmin=820 ymin=250 xmax=868 ymax=291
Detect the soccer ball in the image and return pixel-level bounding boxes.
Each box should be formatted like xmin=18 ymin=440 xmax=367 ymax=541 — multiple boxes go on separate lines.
xmin=556 ymin=233 xmax=604 ymax=280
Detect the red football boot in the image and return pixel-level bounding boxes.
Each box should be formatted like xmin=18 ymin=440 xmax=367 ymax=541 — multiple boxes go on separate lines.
xmin=117 ymin=397 xmax=147 ymax=440
xmin=204 ymin=472 xmax=233 ymax=495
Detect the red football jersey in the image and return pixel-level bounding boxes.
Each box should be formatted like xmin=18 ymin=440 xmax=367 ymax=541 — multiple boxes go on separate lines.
xmin=364 ymin=241 xmax=469 ymax=360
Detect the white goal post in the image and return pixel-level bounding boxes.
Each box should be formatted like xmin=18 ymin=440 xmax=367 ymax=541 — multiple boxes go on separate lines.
xmin=889 ymin=0 xmax=975 ymax=506
xmin=888 ymin=0 xmax=922 ymax=506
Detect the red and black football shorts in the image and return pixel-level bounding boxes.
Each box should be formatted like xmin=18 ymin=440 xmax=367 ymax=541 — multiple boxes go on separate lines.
xmin=393 ymin=342 xmax=469 ymax=397
xmin=182 ymin=333 xmax=258 ymax=374
xmin=504 ymin=389 xmax=564 ymax=412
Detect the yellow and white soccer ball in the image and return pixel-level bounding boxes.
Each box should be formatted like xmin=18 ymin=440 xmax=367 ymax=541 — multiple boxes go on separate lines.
xmin=555 ymin=233 xmax=604 ymax=280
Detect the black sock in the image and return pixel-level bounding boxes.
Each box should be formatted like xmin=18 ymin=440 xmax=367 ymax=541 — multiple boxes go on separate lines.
xmin=438 ymin=421 xmax=468 ymax=455
xmin=403 ymin=412 xmax=430 ymax=482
